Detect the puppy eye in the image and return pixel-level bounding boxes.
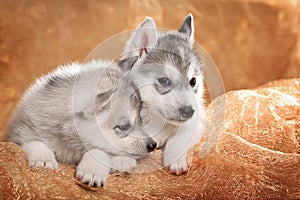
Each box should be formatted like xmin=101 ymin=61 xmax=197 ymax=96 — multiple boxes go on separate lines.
xmin=113 ymin=123 xmax=131 ymax=138
xmin=189 ymin=77 xmax=196 ymax=87
xmin=114 ymin=123 xmax=131 ymax=131
xmin=158 ymin=77 xmax=171 ymax=86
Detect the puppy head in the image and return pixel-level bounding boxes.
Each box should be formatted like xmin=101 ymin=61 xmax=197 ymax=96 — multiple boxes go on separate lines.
xmin=130 ymin=61 xmax=199 ymax=126
xmin=119 ymin=14 xmax=204 ymax=125
xmin=103 ymin=117 xmax=157 ymax=159
xmin=93 ymin=88 xmax=157 ymax=159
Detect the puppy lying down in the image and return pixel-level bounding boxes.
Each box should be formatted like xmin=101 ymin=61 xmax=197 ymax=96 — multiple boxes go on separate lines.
xmin=6 ymin=60 xmax=157 ymax=187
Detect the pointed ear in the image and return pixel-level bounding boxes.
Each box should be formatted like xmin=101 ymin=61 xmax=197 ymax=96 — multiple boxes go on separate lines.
xmin=118 ymin=56 xmax=139 ymax=72
xmin=179 ymin=14 xmax=194 ymax=45
xmin=124 ymin=17 xmax=157 ymax=58
xmin=95 ymin=89 xmax=115 ymax=112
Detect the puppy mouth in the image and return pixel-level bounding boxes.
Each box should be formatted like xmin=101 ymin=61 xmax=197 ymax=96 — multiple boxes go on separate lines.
xmin=157 ymin=109 xmax=188 ymax=124
xmin=167 ymin=117 xmax=188 ymax=124
xmin=129 ymin=152 xmax=149 ymax=159
xmin=128 ymin=142 xmax=151 ymax=158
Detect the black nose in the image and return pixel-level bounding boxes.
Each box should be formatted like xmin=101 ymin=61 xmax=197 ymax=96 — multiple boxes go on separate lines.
xmin=180 ymin=106 xmax=194 ymax=119
xmin=147 ymin=141 xmax=157 ymax=152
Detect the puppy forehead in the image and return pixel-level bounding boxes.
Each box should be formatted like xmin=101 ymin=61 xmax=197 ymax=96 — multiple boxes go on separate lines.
xmin=157 ymin=37 xmax=201 ymax=76
xmin=164 ymin=63 xmax=190 ymax=88
xmin=141 ymin=41 xmax=202 ymax=80
xmin=164 ymin=63 xmax=185 ymax=79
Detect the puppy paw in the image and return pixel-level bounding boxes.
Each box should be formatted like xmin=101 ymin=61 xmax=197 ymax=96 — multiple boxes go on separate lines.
xmin=22 ymin=141 xmax=58 ymax=170
xmin=111 ymin=156 xmax=137 ymax=172
xmin=28 ymin=158 xmax=59 ymax=169
xmin=76 ymin=165 xmax=109 ymax=187
xmin=76 ymin=150 xmax=111 ymax=187
xmin=163 ymin=155 xmax=188 ymax=175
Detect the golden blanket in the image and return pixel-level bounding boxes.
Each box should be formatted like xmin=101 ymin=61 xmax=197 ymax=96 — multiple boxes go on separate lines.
xmin=0 ymin=79 xmax=299 ymax=199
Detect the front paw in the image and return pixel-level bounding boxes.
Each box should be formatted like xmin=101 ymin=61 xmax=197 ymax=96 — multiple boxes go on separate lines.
xmin=22 ymin=141 xmax=59 ymax=170
xmin=111 ymin=156 xmax=137 ymax=173
xmin=28 ymin=157 xmax=59 ymax=169
xmin=76 ymin=151 xmax=111 ymax=187
xmin=163 ymin=155 xmax=188 ymax=175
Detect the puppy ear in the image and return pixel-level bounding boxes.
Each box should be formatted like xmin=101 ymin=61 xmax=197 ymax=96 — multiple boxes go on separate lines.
xmin=118 ymin=56 xmax=139 ymax=72
xmin=124 ymin=17 xmax=157 ymax=58
xmin=178 ymin=13 xmax=194 ymax=45
xmin=95 ymin=89 xmax=115 ymax=112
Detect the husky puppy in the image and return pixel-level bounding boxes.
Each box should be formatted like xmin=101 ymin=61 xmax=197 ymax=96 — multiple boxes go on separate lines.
xmin=6 ymin=60 xmax=157 ymax=187
xmin=118 ymin=14 xmax=207 ymax=175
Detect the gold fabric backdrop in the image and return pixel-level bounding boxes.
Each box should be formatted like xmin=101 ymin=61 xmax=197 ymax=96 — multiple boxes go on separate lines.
xmin=1 ymin=0 xmax=300 ymax=139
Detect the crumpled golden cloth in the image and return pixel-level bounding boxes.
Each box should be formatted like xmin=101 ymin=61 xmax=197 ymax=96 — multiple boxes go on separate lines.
xmin=0 ymin=78 xmax=299 ymax=199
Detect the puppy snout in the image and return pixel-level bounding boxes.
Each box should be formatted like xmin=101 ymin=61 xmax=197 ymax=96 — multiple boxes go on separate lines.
xmin=179 ymin=106 xmax=194 ymax=119
xmin=146 ymin=140 xmax=157 ymax=152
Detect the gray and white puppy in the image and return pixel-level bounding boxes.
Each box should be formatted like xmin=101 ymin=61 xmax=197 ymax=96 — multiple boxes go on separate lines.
xmin=6 ymin=60 xmax=157 ymax=187
xmin=118 ymin=14 xmax=207 ymax=175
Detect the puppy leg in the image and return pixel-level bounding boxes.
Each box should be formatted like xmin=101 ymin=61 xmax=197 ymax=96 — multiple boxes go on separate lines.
xmin=76 ymin=149 xmax=111 ymax=187
xmin=163 ymin=138 xmax=189 ymax=175
xmin=22 ymin=141 xmax=58 ymax=169
xmin=111 ymin=156 xmax=137 ymax=172
xmin=163 ymin=116 xmax=203 ymax=175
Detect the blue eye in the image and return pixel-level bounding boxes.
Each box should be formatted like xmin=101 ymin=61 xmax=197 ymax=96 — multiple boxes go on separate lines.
xmin=158 ymin=77 xmax=171 ymax=86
